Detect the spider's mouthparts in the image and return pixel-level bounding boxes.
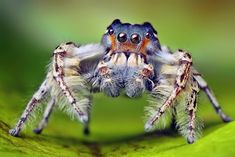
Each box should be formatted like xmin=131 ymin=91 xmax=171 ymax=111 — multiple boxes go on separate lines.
xmin=109 ymin=52 xmax=145 ymax=67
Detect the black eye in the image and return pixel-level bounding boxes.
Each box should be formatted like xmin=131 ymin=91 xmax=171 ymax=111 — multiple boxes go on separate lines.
xmin=131 ymin=33 xmax=141 ymax=44
xmin=107 ymin=27 xmax=114 ymax=35
xmin=117 ymin=32 xmax=127 ymax=42
xmin=145 ymin=32 xmax=151 ymax=39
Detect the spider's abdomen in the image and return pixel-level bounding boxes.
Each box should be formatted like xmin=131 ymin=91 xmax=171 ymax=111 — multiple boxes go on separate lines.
xmin=91 ymin=52 xmax=154 ymax=98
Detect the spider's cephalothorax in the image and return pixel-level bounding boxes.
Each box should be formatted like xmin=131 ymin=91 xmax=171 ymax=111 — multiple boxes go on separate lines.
xmin=9 ymin=19 xmax=231 ymax=144
xmin=93 ymin=19 xmax=161 ymax=97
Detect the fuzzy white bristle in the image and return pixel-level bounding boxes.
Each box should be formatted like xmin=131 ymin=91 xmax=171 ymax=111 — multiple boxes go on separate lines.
xmin=144 ymin=122 xmax=153 ymax=132
xmin=74 ymin=44 xmax=105 ymax=60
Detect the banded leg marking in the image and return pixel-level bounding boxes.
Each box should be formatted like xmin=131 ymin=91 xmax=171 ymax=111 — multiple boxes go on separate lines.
xmin=9 ymin=80 xmax=49 ymax=136
xmin=53 ymin=45 xmax=88 ymax=123
xmin=186 ymin=79 xmax=200 ymax=144
xmin=145 ymin=51 xmax=192 ymax=131
xmin=33 ymin=98 xmax=56 ymax=134
xmin=193 ymin=74 xmax=232 ymax=122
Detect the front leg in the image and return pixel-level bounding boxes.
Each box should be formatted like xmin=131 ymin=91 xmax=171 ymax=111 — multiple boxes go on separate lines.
xmin=52 ymin=42 xmax=105 ymax=123
xmin=53 ymin=44 xmax=88 ymax=123
xmin=145 ymin=50 xmax=192 ymax=131
xmin=9 ymin=79 xmax=49 ymax=136
xmin=9 ymin=42 xmax=105 ymax=137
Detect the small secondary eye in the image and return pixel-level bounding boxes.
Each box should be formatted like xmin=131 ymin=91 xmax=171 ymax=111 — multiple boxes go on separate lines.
xmin=117 ymin=32 xmax=127 ymax=42
xmin=145 ymin=32 xmax=151 ymax=39
xmin=131 ymin=33 xmax=141 ymax=44
xmin=108 ymin=28 xmax=114 ymax=35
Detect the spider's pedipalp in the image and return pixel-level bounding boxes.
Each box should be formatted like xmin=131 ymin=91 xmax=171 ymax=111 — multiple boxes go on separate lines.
xmin=125 ymin=68 xmax=145 ymax=98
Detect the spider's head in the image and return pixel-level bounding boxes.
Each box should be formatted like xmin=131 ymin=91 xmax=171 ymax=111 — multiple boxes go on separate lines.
xmin=101 ymin=19 xmax=161 ymax=56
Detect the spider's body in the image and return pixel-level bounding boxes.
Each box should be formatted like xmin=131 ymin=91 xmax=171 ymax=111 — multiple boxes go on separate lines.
xmin=9 ymin=19 xmax=231 ymax=144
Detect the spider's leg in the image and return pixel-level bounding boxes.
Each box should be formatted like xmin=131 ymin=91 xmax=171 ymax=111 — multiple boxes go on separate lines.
xmin=9 ymin=42 xmax=104 ymax=137
xmin=52 ymin=43 xmax=103 ymax=123
xmin=193 ymin=72 xmax=232 ymax=122
xmin=186 ymin=79 xmax=200 ymax=144
xmin=175 ymin=78 xmax=201 ymax=144
xmin=145 ymin=50 xmax=192 ymax=131
xmin=83 ymin=113 xmax=90 ymax=135
xmin=33 ymin=97 xmax=56 ymax=134
xmin=52 ymin=42 xmax=104 ymax=134
xmin=9 ymin=79 xmax=50 ymax=136
xmin=170 ymin=107 xmax=177 ymax=131
xmin=53 ymin=44 xmax=87 ymax=122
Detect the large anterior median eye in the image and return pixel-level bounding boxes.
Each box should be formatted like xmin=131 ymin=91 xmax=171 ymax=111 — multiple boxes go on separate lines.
xmin=117 ymin=32 xmax=127 ymax=42
xmin=131 ymin=33 xmax=141 ymax=44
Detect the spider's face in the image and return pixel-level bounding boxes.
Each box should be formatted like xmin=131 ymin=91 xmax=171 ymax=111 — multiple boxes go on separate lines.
xmin=101 ymin=19 xmax=161 ymax=56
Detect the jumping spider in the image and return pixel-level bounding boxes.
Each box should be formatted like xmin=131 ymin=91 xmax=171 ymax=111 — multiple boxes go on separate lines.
xmin=9 ymin=19 xmax=231 ymax=144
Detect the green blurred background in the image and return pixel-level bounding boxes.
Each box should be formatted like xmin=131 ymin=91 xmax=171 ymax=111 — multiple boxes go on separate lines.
xmin=0 ymin=0 xmax=235 ymax=157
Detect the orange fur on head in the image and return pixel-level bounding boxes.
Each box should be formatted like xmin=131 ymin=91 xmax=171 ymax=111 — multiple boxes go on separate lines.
xmin=139 ymin=38 xmax=150 ymax=56
xmin=109 ymin=35 xmax=150 ymax=57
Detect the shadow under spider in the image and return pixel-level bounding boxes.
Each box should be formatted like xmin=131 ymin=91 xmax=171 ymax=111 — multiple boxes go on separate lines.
xmin=26 ymin=119 xmax=225 ymax=146
xmin=1 ymin=119 xmax=230 ymax=157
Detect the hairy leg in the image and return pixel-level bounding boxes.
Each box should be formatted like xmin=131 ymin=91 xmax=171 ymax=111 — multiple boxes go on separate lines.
xmin=52 ymin=42 xmax=104 ymax=134
xmin=145 ymin=50 xmax=193 ymax=131
xmin=33 ymin=98 xmax=56 ymax=134
xmin=193 ymin=73 xmax=232 ymax=122
xmin=9 ymin=79 xmax=49 ymax=136
xmin=186 ymin=87 xmax=198 ymax=143
xmin=174 ymin=78 xmax=202 ymax=144
xmin=9 ymin=42 xmax=104 ymax=137
xmin=83 ymin=114 xmax=90 ymax=135
xmin=185 ymin=79 xmax=200 ymax=144
xmin=52 ymin=42 xmax=104 ymax=120
xmin=53 ymin=43 xmax=88 ymax=123
xmin=170 ymin=107 xmax=177 ymax=131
